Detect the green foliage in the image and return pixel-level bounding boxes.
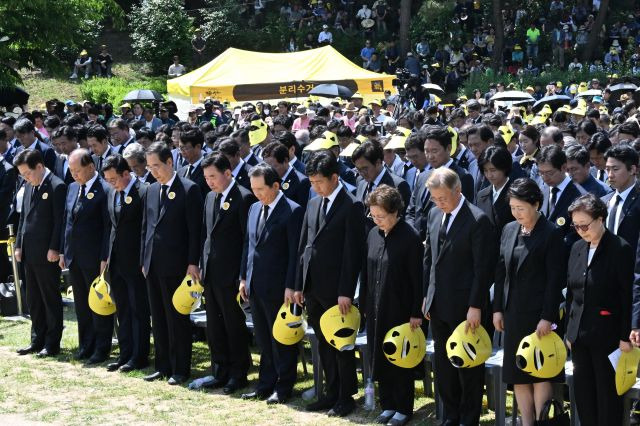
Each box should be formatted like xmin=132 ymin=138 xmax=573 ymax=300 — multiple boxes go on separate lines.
xmin=79 ymin=76 xmax=167 ymax=107
xmin=0 ymin=0 xmax=123 ymax=88
xmin=411 ymin=0 xmax=458 ymax=48
xmin=129 ymin=0 xmax=193 ymax=75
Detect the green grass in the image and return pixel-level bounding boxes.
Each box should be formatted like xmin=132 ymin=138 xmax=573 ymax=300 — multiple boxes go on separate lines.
xmin=0 ymin=304 xmax=511 ymax=425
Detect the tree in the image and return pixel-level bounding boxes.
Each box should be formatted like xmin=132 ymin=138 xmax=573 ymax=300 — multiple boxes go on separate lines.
xmin=398 ymin=0 xmax=412 ymax=56
xmin=129 ymin=0 xmax=193 ymax=75
xmin=491 ymin=0 xmax=504 ymax=72
xmin=0 ymin=0 xmax=122 ymax=88
xmin=581 ymin=0 xmax=609 ymax=62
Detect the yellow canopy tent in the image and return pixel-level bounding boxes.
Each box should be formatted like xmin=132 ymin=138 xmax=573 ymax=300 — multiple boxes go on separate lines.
xmin=167 ymin=45 xmax=395 ymax=110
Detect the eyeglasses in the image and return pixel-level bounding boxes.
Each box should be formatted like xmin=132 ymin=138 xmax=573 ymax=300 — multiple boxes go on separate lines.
xmin=571 ymin=219 xmax=596 ymax=232
xmin=537 ymin=169 xmax=559 ymax=178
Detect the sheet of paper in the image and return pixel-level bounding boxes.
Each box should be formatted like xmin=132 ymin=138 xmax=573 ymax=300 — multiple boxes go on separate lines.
xmin=609 ymin=348 xmax=622 ymax=370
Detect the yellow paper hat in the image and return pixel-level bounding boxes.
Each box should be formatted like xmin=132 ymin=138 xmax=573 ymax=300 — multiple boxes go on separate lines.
xmin=340 ymin=142 xmax=361 ymax=157
xmin=249 ymin=119 xmax=268 ymax=146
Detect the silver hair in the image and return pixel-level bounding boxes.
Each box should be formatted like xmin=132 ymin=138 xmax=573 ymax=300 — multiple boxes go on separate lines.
xmin=426 ymin=167 xmax=461 ymax=191
xmin=123 ymin=142 xmax=146 ymax=164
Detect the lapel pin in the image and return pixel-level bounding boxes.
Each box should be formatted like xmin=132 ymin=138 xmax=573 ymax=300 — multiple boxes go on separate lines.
xmin=168 ymin=191 xmax=176 ymax=200
xmin=222 ymin=202 xmax=230 ymax=210
xmin=42 ymin=192 xmax=48 ymax=200
xmin=556 ymin=217 xmax=565 ymax=226
xmin=125 ymin=196 xmax=133 ymax=204
xmin=282 ymin=182 xmax=290 ymax=190
xmin=86 ymin=192 xmax=94 ymax=200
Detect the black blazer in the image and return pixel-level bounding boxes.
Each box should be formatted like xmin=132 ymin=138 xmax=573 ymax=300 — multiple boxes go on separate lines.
xmin=245 ymin=152 xmax=260 ymax=167
xmin=339 ymin=161 xmax=357 ymax=187
xmin=16 ymin=173 xmax=66 ymax=264
xmin=92 ymin=146 xmax=115 ymax=175
xmin=282 ymin=168 xmax=311 ymax=209
xmin=493 ymin=219 xmax=566 ymax=322
xmin=233 ymin=162 xmax=253 ymax=191
xmin=566 ymin=230 xmax=633 ymax=346
xmin=141 ymin=176 xmax=203 ymax=276
xmin=541 ymin=180 xmax=582 ymax=248
xmin=179 ymin=162 xmax=210 ymax=198
xmin=291 ymin=158 xmax=306 ymax=174
xmin=356 ymin=169 xmax=411 ymax=235
xmin=33 ymin=141 xmax=57 ymax=172
xmin=602 ymin=183 xmax=640 ymax=254
xmin=54 ymin=155 xmax=74 ymax=185
xmin=475 ymin=181 xmax=514 ymax=241
xmin=423 ymin=200 xmax=496 ymax=323
xmin=106 ymin=179 xmax=147 ymax=272
xmin=202 ymin=182 xmax=256 ymax=286
xmin=61 ymin=176 xmax=111 ymax=268
xmin=240 ymin=195 xmax=303 ymax=301
xmin=295 ymin=187 xmax=366 ymax=300
xmin=0 ymin=158 xmax=17 ymax=233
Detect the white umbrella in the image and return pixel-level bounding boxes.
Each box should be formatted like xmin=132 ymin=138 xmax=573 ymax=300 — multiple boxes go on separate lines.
xmin=576 ymin=89 xmax=602 ymax=98
xmin=421 ymin=83 xmax=445 ymax=95
xmin=489 ymin=91 xmax=534 ymax=102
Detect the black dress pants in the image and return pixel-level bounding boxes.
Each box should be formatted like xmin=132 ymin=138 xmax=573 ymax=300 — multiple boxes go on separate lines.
xmin=24 ymin=261 xmax=63 ymax=351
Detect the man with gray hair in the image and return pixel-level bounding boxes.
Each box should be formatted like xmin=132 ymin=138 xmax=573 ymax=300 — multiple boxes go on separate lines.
xmin=123 ymin=143 xmax=156 ymax=184
xmin=422 ymin=167 xmax=496 ymax=425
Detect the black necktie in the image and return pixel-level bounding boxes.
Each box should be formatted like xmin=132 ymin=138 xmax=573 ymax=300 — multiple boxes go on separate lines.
xmin=438 ymin=213 xmax=452 ymax=249
xmin=598 ymin=169 xmax=605 ymax=182
xmin=115 ymin=190 xmax=125 ymax=221
xmin=608 ymin=194 xmax=622 ymax=233
xmin=160 ymin=184 xmax=169 ymax=209
xmin=186 ymin=165 xmax=193 ymax=179
xmin=258 ymin=204 xmax=269 ymax=236
xmin=364 ymin=182 xmax=373 ymax=202
xmin=73 ymin=184 xmax=86 ymax=217
xmin=548 ymin=187 xmax=560 ymax=216
xmin=320 ymin=197 xmax=329 ymax=225
xmin=98 ymin=156 xmax=103 ymax=171
xmin=31 ymin=185 xmax=39 ymax=206
xmin=213 ymin=193 xmax=222 ymax=222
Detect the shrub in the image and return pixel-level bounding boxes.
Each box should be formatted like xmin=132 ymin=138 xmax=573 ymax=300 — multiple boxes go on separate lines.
xmin=80 ymin=76 xmax=167 ymax=106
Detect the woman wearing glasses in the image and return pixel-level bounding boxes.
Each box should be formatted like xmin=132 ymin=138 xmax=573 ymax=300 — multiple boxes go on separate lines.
xmin=566 ymin=193 xmax=634 ymax=425
xmin=493 ymin=178 xmax=566 ymax=426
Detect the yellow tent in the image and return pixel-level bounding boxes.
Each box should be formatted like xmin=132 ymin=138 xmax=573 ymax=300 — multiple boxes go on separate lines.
xmin=167 ymin=45 xmax=395 ymax=107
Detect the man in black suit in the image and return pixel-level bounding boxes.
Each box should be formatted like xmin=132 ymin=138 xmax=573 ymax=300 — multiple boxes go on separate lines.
xmin=262 ymin=142 xmax=310 ymax=209
xmin=294 ymin=150 xmax=366 ymax=417
xmin=197 ymin=153 xmax=254 ymax=394
xmin=239 ymin=163 xmax=303 ymax=404
xmin=87 ymin=125 xmax=115 ymax=176
xmin=0 ymin=127 xmax=18 ymax=165
xmin=102 ymin=155 xmax=151 ymax=372
xmin=178 ymin=127 xmax=209 ymax=198
xmin=14 ymin=118 xmax=56 ymax=172
xmin=141 ymin=142 xmax=203 ymax=385
xmin=122 ymin=142 xmax=156 ymax=185
xmin=275 ymin=131 xmax=306 ymax=175
xmin=219 ymin=138 xmax=253 ymax=191
xmin=353 ymin=141 xmax=410 ymax=233
xmin=423 ymin=167 xmax=496 ymax=426
xmin=52 ymin=126 xmax=78 ymax=185
xmin=0 ymin=153 xmax=17 ymax=282
xmin=107 ymin=119 xmax=135 ymax=155
xmin=538 ymin=145 xmax=581 ymax=248
xmin=233 ymin=128 xmax=260 ymax=167
xmin=59 ymin=148 xmax=113 ymax=364
xmin=13 ymin=149 xmax=65 ymax=357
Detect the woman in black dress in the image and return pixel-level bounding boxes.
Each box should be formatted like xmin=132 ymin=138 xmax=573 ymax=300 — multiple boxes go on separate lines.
xmin=566 ymin=194 xmax=633 ymax=425
xmin=476 ymin=145 xmax=515 ymax=240
xmin=360 ymin=185 xmax=423 ymax=426
xmin=493 ymin=178 xmax=566 ymax=426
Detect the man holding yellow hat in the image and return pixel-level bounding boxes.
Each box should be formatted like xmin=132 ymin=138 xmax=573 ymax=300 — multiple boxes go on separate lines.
xmin=70 ymin=49 xmax=92 ymax=79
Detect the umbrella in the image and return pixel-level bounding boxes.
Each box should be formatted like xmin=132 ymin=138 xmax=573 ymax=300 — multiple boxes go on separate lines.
xmin=122 ymin=89 xmax=164 ymax=102
xmin=0 ymin=86 xmax=29 ymax=107
xmin=576 ymin=89 xmax=602 ymax=98
xmin=308 ymin=84 xmax=353 ymax=99
xmin=610 ymin=83 xmax=638 ymax=94
xmin=421 ymin=83 xmax=445 ymax=96
xmin=532 ymin=95 xmax=572 ymax=113
xmin=489 ymin=91 xmax=534 ymax=102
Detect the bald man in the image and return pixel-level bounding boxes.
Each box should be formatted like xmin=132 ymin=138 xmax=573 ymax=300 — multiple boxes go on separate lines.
xmin=60 ymin=149 xmax=113 ymax=364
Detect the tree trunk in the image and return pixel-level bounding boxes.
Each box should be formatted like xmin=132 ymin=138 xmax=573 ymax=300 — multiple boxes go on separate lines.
xmin=491 ymin=0 xmax=504 ymax=72
xmin=398 ymin=0 xmax=411 ymax=57
xmin=581 ymin=0 xmax=609 ymax=62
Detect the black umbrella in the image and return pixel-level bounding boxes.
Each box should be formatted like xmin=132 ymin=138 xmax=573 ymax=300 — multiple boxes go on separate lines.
xmin=122 ymin=89 xmax=164 ymax=102
xmin=0 ymin=86 xmax=29 ymax=107
xmin=532 ymin=95 xmax=572 ymax=113
xmin=308 ymin=83 xmax=353 ymax=99
xmin=609 ymin=83 xmax=638 ymax=95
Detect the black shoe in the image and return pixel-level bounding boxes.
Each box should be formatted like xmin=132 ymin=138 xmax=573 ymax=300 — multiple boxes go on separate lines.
xmin=85 ymin=354 xmax=108 ymax=365
xmin=306 ymin=397 xmax=338 ymax=412
xmin=17 ymin=345 xmax=41 ymax=355
xmin=266 ymin=391 xmax=288 ymax=405
xmin=107 ymin=361 xmax=125 ymax=372
xmin=386 ymin=414 xmax=411 ymax=426
xmin=241 ymin=390 xmax=270 ymax=400
xmin=143 ymin=371 xmax=167 ymax=382
xmin=118 ymin=363 xmax=135 ymax=372
xmin=223 ymin=377 xmax=248 ymax=394
xmin=202 ymin=376 xmax=227 ymax=389
xmin=375 ymin=411 xmax=396 ymax=424
xmin=74 ymin=348 xmax=91 ymax=360
xmin=631 ymin=400 xmax=640 ymax=425
xmin=328 ymin=398 xmax=356 ymax=417
xmin=168 ymin=375 xmax=188 ymax=385
xmin=36 ymin=348 xmax=59 ymax=358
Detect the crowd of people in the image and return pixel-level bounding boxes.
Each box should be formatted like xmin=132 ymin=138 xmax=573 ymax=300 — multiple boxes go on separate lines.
xmin=3 ymin=72 xmax=640 ymax=425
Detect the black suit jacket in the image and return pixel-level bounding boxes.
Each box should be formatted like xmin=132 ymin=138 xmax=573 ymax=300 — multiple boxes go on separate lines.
xmin=62 ymin=176 xmax=111 ymax=269
xmin=16 ymin=173 xmax=66 ymax=264
xmin=179 ymin=162 xmax=210 ymax=198
xmin=0 ymin=158 xmax=17 ymax=234
xmin=245 ymin=153 xmax=260 ymax=167
xmin=92 ymin=146 xmax=115 ymax=176
xmin=356 ymin=169 xmax=411 ymax=234
xmin=202 ymin=182 xmax=256 ymax=286
xmin=567 ymin=230 xmax=633 ymax=345
xmin=423 ymin=200 xmax=496 ymax=323
xmin=475 ymin=181 xmax=514 ymax=241
xmin=234 ymin=162 xmax=253 ymax=191
xmin=106 ymin=179 xmax=147 ymax=272
xmin=241 ymin=195 xmax=303 ymax=301
xmin=54 ymin=155 xmax=74 ymax=185
xmin=282 ymin=168 xmax=311 ymax=209
xmin=141 ymin=176 xmax=203 ymax=276
xmin=493 ymin=219 xmax=566 ymax=323
xmin=295 ymin=187 xmax=366 ymax=300
xmin=602 ymin=183 xmax=640 ymax=255
xmin=541 ymin=180 xmax=581 ymax=248
xmin=34 ymin=141 xmax=57 ymax=172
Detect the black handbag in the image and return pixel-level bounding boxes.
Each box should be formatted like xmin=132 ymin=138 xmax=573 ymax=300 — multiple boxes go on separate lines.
xmin=534 ymin=399 xmax=570 ymax=426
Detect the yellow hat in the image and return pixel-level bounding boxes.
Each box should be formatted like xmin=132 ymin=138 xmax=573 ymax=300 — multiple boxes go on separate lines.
xmin=303 ymin=131 xmax=339 ymax=151
xmin=249 ymin=119 xmax=268 ymax=146
xmin=351 ymin=92 xmax=363 ymax=100
xmin=616 ymin=348 xmax=640 ymax=395
xmin=446 ymin=321 xmax=492 ymax=368
xmin=172 ymin=275 xmax=204 ymax=315
xmin=355 ymin=134 xmax=368 ymax=143
xmin=447 ymin=126 xmax=458 ymax=156
xmin=384 ymin=134 xmax=408 ymax=151
xmin=542 ymin=104 xmax=553 ymax=113
xmin=120 ymin=103 xmax=131 ymax=109
xmin=556 ymin=105 xmax=572 ymax=113
xmin=530 ymin=115 xmax=547 ymax=125
xmin=556 ymin=81 xmax=563 ymax=88
xmin=88 ymin=272 xmax=116 ymax=316
xmin=340 ymin=142 xmax=361 ymax=157
xmin=525 ymin=86 xmax=535 ymax=92
xmin=396 ymin=126 xmax=411 ymax=137
xmin=516 ymin=331 xmax=567 ymax=379
xmin=498 ymin=125 xmax=514 ymax=144
xmin=569 ymin=84 xmax=578 ymax=94
xmin=578 ymin=82 xmax=588 ymax=93
xmin=383 ymin=323 xmax=427 ymax=369
xmin=80 ymin=49 xmax=88 ymax=56
xmin=569 ymin=107 xmax=586 ymax=116
xmin=319 ymin=305 xmax=360 ymax=351
xmin=272 ymin=302 xmax=307 ymax=345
